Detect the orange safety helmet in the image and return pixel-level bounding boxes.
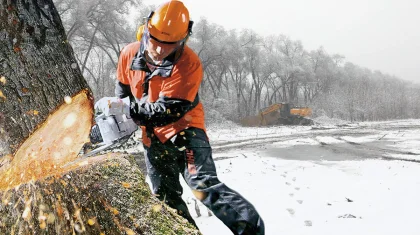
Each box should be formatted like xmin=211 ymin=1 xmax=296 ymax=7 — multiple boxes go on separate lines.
xmin=147 ymin=0 xmax=192 ymax=43
xmin=132 ymin=1 xmax=194 ymax=68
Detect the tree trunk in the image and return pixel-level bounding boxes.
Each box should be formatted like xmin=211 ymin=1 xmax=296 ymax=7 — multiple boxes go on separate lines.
xmin=1 ymin=0 xmax=89 ymax=157
xmin=0 ymin=1 xmax=201 ymax=234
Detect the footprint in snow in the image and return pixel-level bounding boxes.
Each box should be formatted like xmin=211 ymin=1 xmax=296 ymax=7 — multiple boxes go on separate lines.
xmin=286 ymin=208 xmax=295 ymax=216
xmin=304 ymin=220 xmax=313 ymax=226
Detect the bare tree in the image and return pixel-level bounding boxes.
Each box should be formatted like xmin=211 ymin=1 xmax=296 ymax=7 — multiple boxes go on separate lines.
xmin=223 ymin=30 xmax=249 ymax=120
xmin=189 ymin=18 xmax=226 ymax=98
xmin=54 ymin=0 xmax=142 ymax=98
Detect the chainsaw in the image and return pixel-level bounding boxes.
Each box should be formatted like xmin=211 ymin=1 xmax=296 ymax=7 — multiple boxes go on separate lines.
xmin=82 ymin=111 xmax=138 ymax=158
xmin=81 ymin=97 xmax=139 ymax=157
xmin=61 ymin=97 xmax=138 ymax=168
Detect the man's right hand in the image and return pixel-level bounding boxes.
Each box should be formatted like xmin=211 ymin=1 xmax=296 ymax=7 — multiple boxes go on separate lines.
xmin=94 ymin=97 xmax=131 ymax=117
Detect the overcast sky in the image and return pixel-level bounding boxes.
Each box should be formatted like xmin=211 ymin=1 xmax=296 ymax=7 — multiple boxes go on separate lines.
xmin=144 ymin=0 xmax=420 ymax=84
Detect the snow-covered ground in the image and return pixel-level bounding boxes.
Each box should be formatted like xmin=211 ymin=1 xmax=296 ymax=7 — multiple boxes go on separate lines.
xmin=178 ymin=118 xmax=420 ymax=235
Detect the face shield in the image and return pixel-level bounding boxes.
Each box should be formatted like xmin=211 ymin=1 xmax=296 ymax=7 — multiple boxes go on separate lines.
xmin=140 ymin=23 xmax=188 ymax=68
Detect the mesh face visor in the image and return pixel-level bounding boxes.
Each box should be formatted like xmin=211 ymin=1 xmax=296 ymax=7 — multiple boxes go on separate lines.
xmin=140 ymin=25 xmax=188 ymax=68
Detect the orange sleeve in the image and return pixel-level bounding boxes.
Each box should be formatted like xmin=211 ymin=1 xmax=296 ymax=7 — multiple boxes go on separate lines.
xmin=160 ymin=56 xmax=203 ymax=102
xmin=117 ymin=42 xmax=140 ymax=85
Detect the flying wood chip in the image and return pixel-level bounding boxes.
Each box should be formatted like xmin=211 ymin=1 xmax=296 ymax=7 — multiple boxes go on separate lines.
xmin=26 ymin=110 xmax=39 ymax=115
xmin=64 ymin=96 xmax=72 ymax=104
xmin=87 ymin=218 xmax=95 ymax=226
xmin=152 ymin=204 xmax=162 ymax=212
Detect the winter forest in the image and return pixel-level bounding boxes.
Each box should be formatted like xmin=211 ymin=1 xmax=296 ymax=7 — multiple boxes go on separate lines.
xmin=55 ymin=0 xmax=420 ymax=124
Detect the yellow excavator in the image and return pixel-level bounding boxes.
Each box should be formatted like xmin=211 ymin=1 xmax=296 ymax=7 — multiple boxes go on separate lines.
xmin=240 ymin=103 xmax=313 ymax=127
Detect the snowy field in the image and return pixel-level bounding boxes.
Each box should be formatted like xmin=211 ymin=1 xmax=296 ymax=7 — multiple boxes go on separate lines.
xmin=177 ymin=118 xmax=420 ymax=235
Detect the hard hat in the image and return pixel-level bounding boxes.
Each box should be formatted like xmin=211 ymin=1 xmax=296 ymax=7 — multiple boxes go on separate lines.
xmin=148 ymin=0 xmax=190 ymax=43
xmin=134 ymin=0 xmax=194 ymax=67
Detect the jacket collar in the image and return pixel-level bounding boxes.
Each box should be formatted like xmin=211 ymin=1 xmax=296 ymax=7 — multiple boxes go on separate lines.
xmin=130 ymin=43 xmax=174 ymax=78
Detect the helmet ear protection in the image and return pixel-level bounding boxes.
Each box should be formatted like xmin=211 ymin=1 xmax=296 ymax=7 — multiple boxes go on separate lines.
xmin=136 ymin=25 xmax=145 ymax=41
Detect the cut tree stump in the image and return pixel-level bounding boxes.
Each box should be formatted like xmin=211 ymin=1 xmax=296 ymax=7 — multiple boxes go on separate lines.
xmin=0 ymin=154 xmax=200 ymax=234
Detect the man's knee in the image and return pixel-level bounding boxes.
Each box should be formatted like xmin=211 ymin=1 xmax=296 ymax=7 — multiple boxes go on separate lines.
xmin=192 ymin=189 xmax=208 ymax=201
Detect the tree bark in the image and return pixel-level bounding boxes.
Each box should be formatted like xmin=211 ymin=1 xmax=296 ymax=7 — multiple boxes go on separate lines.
xmin=0 ymin=0 xmax=89 ymax=157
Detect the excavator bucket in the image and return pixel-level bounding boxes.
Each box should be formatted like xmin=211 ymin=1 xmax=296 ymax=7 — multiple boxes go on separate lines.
xmin=290 ymin=107 xmax=312 ymax=117
xmin=240 ymin=103 xmax=313 ymax=126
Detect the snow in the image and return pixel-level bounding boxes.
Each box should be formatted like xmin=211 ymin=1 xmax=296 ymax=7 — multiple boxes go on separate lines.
xmin=313 ymin=115 xmax=351 ymax=126
xmin=207 ymin=125 xmax=312 ymax=146
xmin=340 ymin=134 xmax=384 ymax=143
xmin=175 ymin=119 xmax=420 ymax=235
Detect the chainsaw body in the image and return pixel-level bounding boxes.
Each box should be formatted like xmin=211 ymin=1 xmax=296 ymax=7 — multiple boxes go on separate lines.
xmin=83 ymin=97 xmax=138 ymax=158
xmin=94 ymin=113 xmax=137 ymax=144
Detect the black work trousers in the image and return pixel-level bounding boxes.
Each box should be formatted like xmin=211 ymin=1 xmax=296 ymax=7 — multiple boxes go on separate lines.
xmin=143 ymin=127 xmax=265 ymax=235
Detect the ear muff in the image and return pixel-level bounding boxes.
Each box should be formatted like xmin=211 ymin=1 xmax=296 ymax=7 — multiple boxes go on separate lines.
xmin=136 ymin=25 xmax=145 ymax=41
xmin=135 ymin=11 xmax=154 ymax=41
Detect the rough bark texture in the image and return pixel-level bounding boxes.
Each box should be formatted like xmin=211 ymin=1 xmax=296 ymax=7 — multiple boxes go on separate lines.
xmin=0 ymin=0 xmax=89 ymax=157
xmin=0 ymin=155 xmax=200 ymax=234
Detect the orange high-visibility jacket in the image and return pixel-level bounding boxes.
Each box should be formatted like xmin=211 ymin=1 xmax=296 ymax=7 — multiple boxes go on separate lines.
xmin=116 ymin=42 xmax=206 ymax=147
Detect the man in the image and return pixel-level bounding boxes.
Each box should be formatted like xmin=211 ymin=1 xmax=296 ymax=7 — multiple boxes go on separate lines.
xmin=110 ymin=1 xmax=264 ymax=234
